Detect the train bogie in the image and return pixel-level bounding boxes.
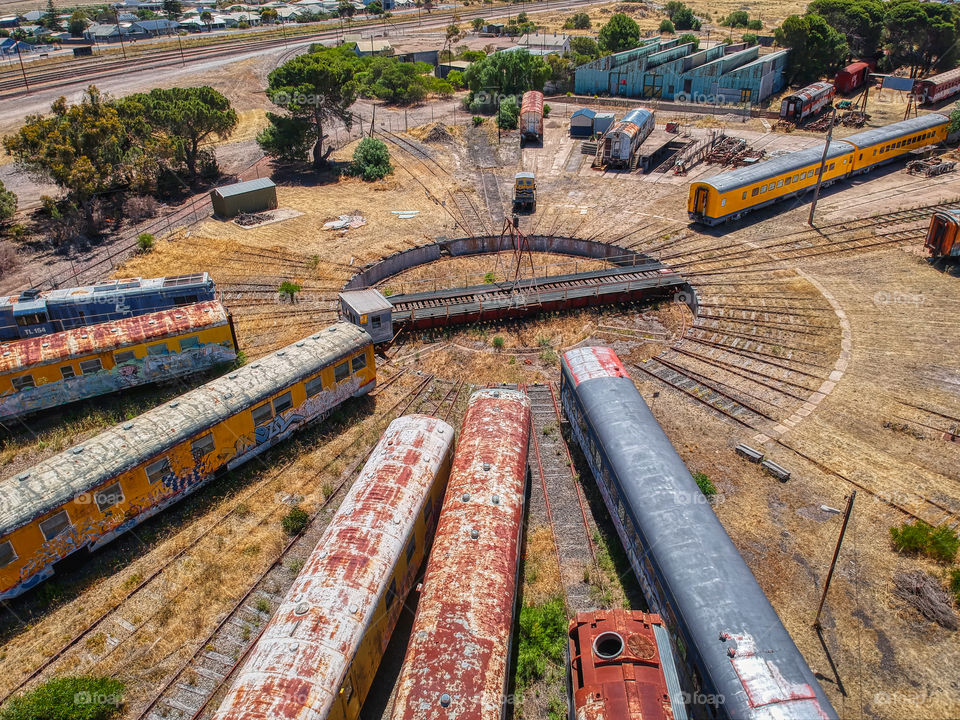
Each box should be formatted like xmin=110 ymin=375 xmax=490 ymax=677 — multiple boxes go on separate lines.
xmin=391 ymin=389 xmax=531 ymax=720
xmin=212 ymin=414 xmax=454 ymax=720
xmin=0 ymin=323 xmax=375 ymax=600
xmin=0 ymin=301 xmax=238 ymax=421
xmin=559 ymin=347 xmax=837 ymax=720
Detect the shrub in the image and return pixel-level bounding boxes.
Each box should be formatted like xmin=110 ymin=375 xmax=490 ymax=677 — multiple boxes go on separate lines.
xmin=563 ymin=11 xmax=590 ymax=29
xmin=723 ymin=10 xmax=749 ymax=27
xmin=483 ymin=271 xmax=496 ymax=283
xmin=350 ymin=137 xmax=391 ymax=181
xmin=949 ymin=568 xmax=960 ymax=604
xmin=515 ymin=596 xmax=566 ymax=690
xmin=281 ymin=505 xmax=309 ymax=536
xmin=123 ymin=195 xmax=159 ymax=222
xmin=543 ymin=103 xmax=551 ymax=117
xmin=891 ymin=520 xmax=959 ymax=562
xmin=0 ymin=181 xmax=16 ymax=225
xmin=136 ymin=233 xmax=154 ymax=253
xmin=659 ymin=18 xmax=675 ymax=33
xmin=472 ymin=115 xmax=484 ymax=126
xmin=447 ymin=69 xmax=465 ymax=89
xmin=497 ymin=95 xmax=519 ymax=129
xmin=0 ymin=676 xmax=124 ymax=720
xmin=693 ymin=471 xmax=717 ymax=497
xmin=742 ymin=33 xmax=759 ymax=46
xmin=678 ymin=33 xmax=699 ymax=50
xmin=746 ymin=18 xmax=762 ymax=30
xmin=492 ymin=335 xmax=505 ymax=350
xmin=278 ymin=280 xmax=301 ymax=303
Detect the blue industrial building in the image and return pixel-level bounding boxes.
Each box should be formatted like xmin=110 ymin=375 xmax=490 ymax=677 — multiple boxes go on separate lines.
xmin=575 ymin=40 xmax=788 ymax=105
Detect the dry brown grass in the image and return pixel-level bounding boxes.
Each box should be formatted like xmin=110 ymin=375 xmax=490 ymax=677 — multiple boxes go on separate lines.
xmin=522 ymin=524 xmax=564 ymax=605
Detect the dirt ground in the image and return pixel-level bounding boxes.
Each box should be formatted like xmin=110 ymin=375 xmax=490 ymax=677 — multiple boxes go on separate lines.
xmin=1 ymin=12 xmax=960 ymax=720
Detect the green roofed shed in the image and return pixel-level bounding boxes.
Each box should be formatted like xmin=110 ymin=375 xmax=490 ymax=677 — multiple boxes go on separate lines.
xmin=210 ymin=178 xmax=278 ymax=219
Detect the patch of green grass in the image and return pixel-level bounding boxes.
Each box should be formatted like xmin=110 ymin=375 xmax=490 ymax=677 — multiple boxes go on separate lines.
xmin=891 ymin=520 xmax=959 ymax=563
xmin=255 ymin=597 xmax=270 ymax=614
xmin=281 ymin=505 xmax=309 ymax=536
xmin=0 ymin=676 xmax=124 ymax=720
xmin=492 ymin=335 xmax=505 ymax=350
xmin=693 ymin=471 xmax=717 ymax=498
xmin=515 ymin=595 xmax=567 ymax=691
xmin=539 ymin=349 xmax=558 ymax=365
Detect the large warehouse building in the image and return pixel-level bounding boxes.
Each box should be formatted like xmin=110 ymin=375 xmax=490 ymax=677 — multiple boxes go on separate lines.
xmin=575 ymin=38 xmax=788 ymax=105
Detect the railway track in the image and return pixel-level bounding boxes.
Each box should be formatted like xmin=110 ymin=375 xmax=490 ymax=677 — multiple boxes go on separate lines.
xmin=525 ymin=383 xmax=600 ymax=614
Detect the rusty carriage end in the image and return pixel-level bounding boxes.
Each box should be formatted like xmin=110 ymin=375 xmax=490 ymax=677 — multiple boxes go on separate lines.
xmin=338 ymin=235 xmax=697 ymax=339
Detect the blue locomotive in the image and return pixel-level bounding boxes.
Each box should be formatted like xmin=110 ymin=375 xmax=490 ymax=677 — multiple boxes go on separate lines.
xmin=0 ymin=273 xmax=216 ymax=340
xmin=559 ymin=346 xmax=838 ymax=720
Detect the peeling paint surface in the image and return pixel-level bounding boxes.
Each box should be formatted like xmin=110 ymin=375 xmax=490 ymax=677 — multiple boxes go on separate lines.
xmin=568 ymin=610 xmax=676 ymax=720
xmin=0 ymin=301 xmax=236 ymax=420
xmin=212 ymin=415 xmax=455 ymax=720
xmin=562 ymin=347 xmax=629 ymax=386
xmin=0 ymin=323 xmax=374 ymax=600
xmin=391 ymin=389 xmax=531 ymax=720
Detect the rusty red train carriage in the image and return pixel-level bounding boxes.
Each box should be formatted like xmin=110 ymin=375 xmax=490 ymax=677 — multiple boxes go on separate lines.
xmin=568 ymin=609 xmax=687 ymax=720
xmin=211 ymin=414 xmax=455 ymax=720
xmin=390 ymin=388 xmax=531 ymax=720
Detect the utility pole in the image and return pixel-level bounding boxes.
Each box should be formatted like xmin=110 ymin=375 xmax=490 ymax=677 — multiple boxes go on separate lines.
xmin=14 ymin=39 xmax=29 ymax=92
xmin=113 ymin=5 xmax=127 ymax=60
xmin=177 ymin=33 xmax=185 ymax=66
xmin=813 ymin=491 xmax=856 ymax=630
xmin=807 ymin=107 xmax=836 ymax=227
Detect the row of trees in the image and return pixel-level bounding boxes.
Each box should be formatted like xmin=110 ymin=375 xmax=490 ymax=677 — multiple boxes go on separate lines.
xmin=776 ymin=0 xmax=960 ymax=83
xmin=3 ymin=86 xmax=237 ymax=232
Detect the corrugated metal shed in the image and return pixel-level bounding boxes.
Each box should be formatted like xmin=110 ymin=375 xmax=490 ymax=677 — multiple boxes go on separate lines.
xmin=210 ymin=178 xmax=278 ymax=218
xmin=594 ymin=112 xmax=615 ymax=134
xmin=570 ymin=107 xmax=596 ymax=137
xmin=0 ymin=322 xmax=370 ymax=534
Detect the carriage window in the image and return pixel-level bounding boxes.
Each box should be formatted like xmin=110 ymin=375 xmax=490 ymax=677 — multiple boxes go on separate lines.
xmin=351 ymin=354 xmax=366 ymax=373
xmin=423 ymin=495 xmax=434 ymax=521
xmin=60 ymin=365 xmax=76 ymax=380
xmin=720 ymin=198 xmax=726 ymax=207
xmin=785 ymin=177 xmax=791 ymax=185
xmin=742 ymin=192 xmax=747 ymax=200
xmin=40 ymin=511 xmax=71 ymax=541
xmin=0 ymin=541 xmax=15 ymax=568
xmin=751 ymin=187 xmax=759 ymax=196
xmin=252 ymin=403 xmax=273 ymax=427
xmin=760 ymin=185 xmax=767 ymax=194
xmin=11 ymin=375 xmax=35 ymax=392
xmin=777 ymin=180 xmax=783 ymax=188
xmin=114 ymin=351 xmax=135 ymax=364
xmin=800 ymin=172 xmax=806 ymax=180
xmin=147 ymin=343 xmax=168 ymax=356
xmin=273 ymin=392 xmax=293 ymax=415
xmin=305 ymin=375 xmax=324 ymax=397
xmin=793 ymin=174 xmax=799 ymax=182
xmin=146 ymin=457 xmax=171 ymax=484
xmin=334 ymin=362 xmax=349 ymax=383
xmin=179 ymin=336 xmax=200 ymax=351
xmin=386 ymin=578 xmax=398 ymax=608
xmin=191 ymin=433 xmax=215 ymax=457
xmin=342 ymin=676 xmax=354 ymax=704
xmin=371 ymin=315 xmax=382 ymax=329
xmin=79 ymin=359 xmax=102 ymax=374
xmin=829 ymin=163 xmax=835 ymax=170
xmin=95 ymin=482 xmax=124 ymax=513
xmin=406 ymin=535 xmax=416 ymax=563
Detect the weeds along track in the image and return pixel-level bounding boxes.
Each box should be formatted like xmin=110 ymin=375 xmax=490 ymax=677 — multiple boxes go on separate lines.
xmin=0 ymin=373 xmax=428 ymax=709
xmin=525 ymin=383 xmax=601 ymax=615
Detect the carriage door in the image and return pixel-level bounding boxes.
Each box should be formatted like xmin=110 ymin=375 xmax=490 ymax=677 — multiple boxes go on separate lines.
xmin=694 ymin=187 xmax=709 ymax=215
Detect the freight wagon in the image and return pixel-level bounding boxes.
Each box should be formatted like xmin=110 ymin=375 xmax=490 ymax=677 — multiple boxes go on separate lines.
xmin=834 ymin=62 xmax=870 ymax=95
xmin=916 ymin=67 xmax=960 ymax=105
xmin=0 ymin=322 xmax=374 ymax=600
xmin=689 ymin=113 xmax=950 ymax=225
xmin=0 ymin=301 xmax=237 ymax=422
xmin=212 ymin=415 xmax=454 ymax=720
xmin=520 ymin=90 xmax=544 ymax=145
xmin=559 ymin=347 xmax=838 ymax=720
xmin=0 ymin=273 xmax=216 ymax=341
xmin=779 ymin=81 xmax=836 ymax=122
xmin=568 ymin=610 xmax=687 ymax=720
xmin=597 ymin=107 xmax=655 ymax=168
xmin=390 ymin=389 xmax=531 ymax=720
xmin=925 ymin=209 xmax=960 ymax=258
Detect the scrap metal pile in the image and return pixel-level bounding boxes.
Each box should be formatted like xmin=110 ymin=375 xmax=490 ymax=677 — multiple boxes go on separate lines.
xmin=907 ymin=156 xmax=957 ymax=176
